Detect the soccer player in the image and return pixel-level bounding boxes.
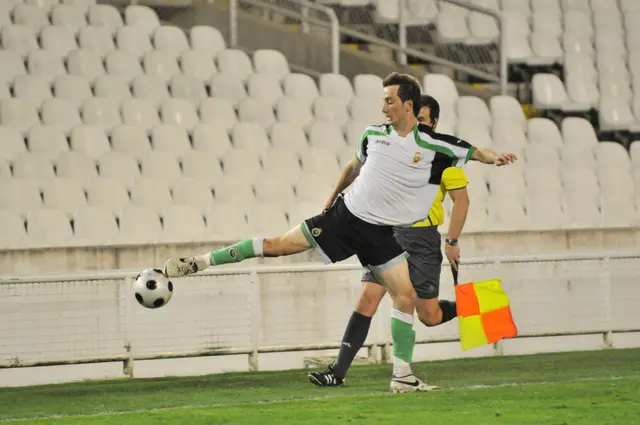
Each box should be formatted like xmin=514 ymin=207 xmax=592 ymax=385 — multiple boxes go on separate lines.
xmin=163 ymin=73 xmax=516 ymax=393
xmin=308 ymin=94 xmax=513 ymax=388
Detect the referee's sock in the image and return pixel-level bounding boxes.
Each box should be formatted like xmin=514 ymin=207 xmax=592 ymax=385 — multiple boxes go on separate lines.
xmin=332 ymin=311 xmax=372 ymax=379
xmin=439 ymin=300 xmax=457 ymax=324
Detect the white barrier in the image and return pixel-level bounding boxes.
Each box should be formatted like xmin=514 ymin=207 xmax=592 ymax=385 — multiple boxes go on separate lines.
xmin=1 ymin=251 xmax=640 ymax=383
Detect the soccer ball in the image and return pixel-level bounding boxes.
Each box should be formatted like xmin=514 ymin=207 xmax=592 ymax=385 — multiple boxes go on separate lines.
xmin=133 ymin=268 xmax=174 ymax=309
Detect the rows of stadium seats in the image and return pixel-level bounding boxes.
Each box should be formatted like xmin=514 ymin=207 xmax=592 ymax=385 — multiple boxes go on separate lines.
xmin=0 ymin=0 xmax=638 ymax=250
xmin=326 ymin=0 xmax=640 ymax=130
xmin=514 ymin=0 xmax=640 ymax=130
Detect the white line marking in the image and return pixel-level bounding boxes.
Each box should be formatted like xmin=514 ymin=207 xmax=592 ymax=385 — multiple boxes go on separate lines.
xmin=1 ymin=375 xmax=637 ymax=423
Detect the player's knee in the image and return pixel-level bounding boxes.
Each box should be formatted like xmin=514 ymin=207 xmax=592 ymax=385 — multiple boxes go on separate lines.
xmin=355 ymin=293 xmax=379 ymax=317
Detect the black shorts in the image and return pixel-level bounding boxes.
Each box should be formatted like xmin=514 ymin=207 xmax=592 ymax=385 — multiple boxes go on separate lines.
xmin=361 ymin=226 xmax=442 ymax=299
xmin=302 ymin=195 xmax=407 ymax=271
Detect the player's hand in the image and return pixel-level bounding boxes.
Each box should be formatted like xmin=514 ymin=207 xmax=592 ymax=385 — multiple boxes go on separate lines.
xmin=495 ymin=153 xmax=517 ymax=166
xmin=445 ymin=243 xmax=460 ymax=270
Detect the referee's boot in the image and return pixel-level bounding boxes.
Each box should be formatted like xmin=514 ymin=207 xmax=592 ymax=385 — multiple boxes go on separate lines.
xmin=390 ymin=374 xmax=440 ymax=394
xmin=308 ymin=364 xmax=344 ymax=387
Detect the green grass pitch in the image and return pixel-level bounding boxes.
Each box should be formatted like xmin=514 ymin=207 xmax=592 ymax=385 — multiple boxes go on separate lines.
xmin=1 ymin=348 xmax=638 ymax=425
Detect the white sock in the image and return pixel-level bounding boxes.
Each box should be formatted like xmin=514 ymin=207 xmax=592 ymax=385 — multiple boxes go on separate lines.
xmin=393 ymin=356 xmax=412 ymax=378
xmin=195 ymin=254 xmax=210 ymax=269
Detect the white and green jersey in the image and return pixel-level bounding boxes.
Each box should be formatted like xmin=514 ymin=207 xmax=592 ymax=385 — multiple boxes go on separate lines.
xmin=344 ymin=123 xmax=476 ymax=227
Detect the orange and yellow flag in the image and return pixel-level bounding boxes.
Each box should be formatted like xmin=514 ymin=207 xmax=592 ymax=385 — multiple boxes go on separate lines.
xmin=452 ymin=267 xmax=518 ymax=351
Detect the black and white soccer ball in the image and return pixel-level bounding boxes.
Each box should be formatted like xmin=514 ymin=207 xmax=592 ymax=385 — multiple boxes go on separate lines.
xmin=133 ymin=268 xmax=174 ymax=309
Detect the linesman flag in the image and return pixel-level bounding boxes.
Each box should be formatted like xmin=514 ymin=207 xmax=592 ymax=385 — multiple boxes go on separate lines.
xmin=452 ymin=266 xmax=518 ymax=351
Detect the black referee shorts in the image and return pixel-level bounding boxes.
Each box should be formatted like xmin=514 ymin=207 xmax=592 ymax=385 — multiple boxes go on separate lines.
xmin=301 ymin=195 xmax=407 ymax=271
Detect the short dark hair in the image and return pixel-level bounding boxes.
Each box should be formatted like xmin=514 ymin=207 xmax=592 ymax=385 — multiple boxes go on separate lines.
xmin=382 ymin=72 xmax=422 ymax=116
xmin=419 ymin=95 xmax=440 ymax=120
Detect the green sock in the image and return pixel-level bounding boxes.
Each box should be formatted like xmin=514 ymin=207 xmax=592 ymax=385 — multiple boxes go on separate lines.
xmin=391 ymin=315 xmax=415 ymax=363
xmin=209 ymin=238 xmax=263 ymax=265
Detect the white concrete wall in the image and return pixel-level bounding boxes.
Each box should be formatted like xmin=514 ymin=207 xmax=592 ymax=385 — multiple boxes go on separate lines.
xmin=1 ymin=254 xmax=639 ymax=387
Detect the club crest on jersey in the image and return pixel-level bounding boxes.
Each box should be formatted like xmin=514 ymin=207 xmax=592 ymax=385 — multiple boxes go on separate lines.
xmin=412 ymin=152 xmax=422 ymax=164
xmin=311 ymin=227 xmax=322 ymax=237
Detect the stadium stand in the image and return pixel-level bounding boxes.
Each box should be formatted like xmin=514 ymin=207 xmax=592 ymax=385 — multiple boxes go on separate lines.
xmin=0 ymin=0 xmax=637 ymax=252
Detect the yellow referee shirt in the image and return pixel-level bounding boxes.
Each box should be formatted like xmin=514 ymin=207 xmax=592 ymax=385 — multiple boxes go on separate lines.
xmin=412 ymin=167 xmax=469 ymax=228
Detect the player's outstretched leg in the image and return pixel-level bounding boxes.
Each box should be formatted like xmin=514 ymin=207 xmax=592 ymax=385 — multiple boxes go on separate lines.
xmin=163 ymin=225 xmax=311 ymax=278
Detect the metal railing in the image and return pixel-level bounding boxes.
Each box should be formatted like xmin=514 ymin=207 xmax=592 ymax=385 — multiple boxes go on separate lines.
xmin=398 ymin=0 xmax=508 ymax=94
xmin=1 ymin=251 xmax=639 ymax=380
xmin=228 ymin=0 xmax=508 ymax=93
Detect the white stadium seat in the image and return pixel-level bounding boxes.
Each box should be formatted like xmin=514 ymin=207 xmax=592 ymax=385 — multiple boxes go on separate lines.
xmin=180 ymin=50 xmax=217 ymax=83
xmin=94 ymin=75 xmax=132 ymax=103
xmin=253 ymin=49 xmax=290 ymax=81
xmin=319 ymin=73 xmax=354 ymax=107
xmin=121 ymin=98 xmax=161 ymax=133
xmin=190 ymin=26 xmax=226 ymax=55
xmin=261 ymin=149 xmax=302 ymax=179
xmin=0 ymin=178 xmax=43 ymax=214
xmin=170 ymin=177 xmax=214 ymax=215
xmin=210 ymin=73 xmax=247 ymax=108
xmin=0 ymin=126 xmax=27 ymax=161
xmin=53 ymin=75 xmax=93 ymax=109
xmin=41 ymin=26 xmax=78 ymax=58
xmin=13 ymin=75 xmax=52 ymax=109
xmin=70 ymin=125 xmax=111 ymax=160
xmin=87 ymin=4 xmax=123 ymax=35
xmin=0 ymin=210 xmax=27 ymax=249
xmin=139 ymin=151 xmax=182 ymax=182
xmin=125 ymin=5 xmax=160 ymax=36
xmin=151 ymin=124 xmax=192 ymax=158
xmin=216 ymin=49 xmax=254 ymax=82
xmin=161 ymin=205 xmax=206 ymax=243
xmin=78 ymin=26 xmax=116 ymax=58
xmin=237 ymin=97 xmax=277 ymax=129
xmin=51 ymin=5 xmax=88 ymax=34
xmin=153 ymin=26 xmax=190 ymax=57
xmin=199 ymin=98 xmax=238 ymax=131
xmin=85 ymin=177 xmax=131 ymax=214
xmin=204 ymin=204 xmax=251 ymax=241
xmin=253 ymin=175 xmax=296 ymax=205
xmin=26 ymin=209 xmax=74 ymax=248
xmin=232 ymin=122 xmax=271 ymax=155
xmin=283 ymin=73 xmax=319 ymax=107
xmin=27 ymin=51 xmax=66 ymax=84
xmin=73 ymin=206 xmax=120 ymax=246
xmin=98 ymin=151 xmax=141 ymax=187
xmin=160 ymin=98 xmax=199 ymax=131
xmin=118 ymin=205 xmax=162 ymax=245
xmin=105 ymin=50 xmax=144 ymax=83
xmin=12 ymin=152 xmax=56 ymax=182
xmin=67 ymin=50 xmax=105 ymax=83
xmin=27 ymin=126 xmax=69 ymax=161
xmin=129 ymin=177 xmax=173 ymax=213
xmin=56 ymin=151 xmax=98 ymax=180
xmin=192 ymin=123 xmax=232 ymax=156
xmin=532 ymin=74 xmax=572 ymax=110
xmin=116 ymin=26 xmax=153 ymax=59
xmin=181 ymin=150 xmax=223 ymax=183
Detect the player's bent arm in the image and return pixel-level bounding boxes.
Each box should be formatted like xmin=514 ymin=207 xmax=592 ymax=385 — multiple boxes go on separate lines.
xmin=447 ymin=187 xmax=470 ymax=240
xmin=325 ymin=157 xmax=363 ymax=207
